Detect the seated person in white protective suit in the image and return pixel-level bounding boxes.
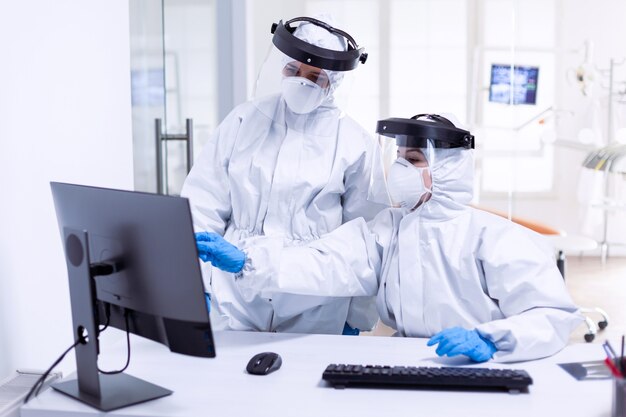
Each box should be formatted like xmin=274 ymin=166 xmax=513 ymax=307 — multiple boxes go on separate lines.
xmin=182 ymin=16 xmax=389 ymax=335
xmin=198 ymin=113 xmax=583 ymax=363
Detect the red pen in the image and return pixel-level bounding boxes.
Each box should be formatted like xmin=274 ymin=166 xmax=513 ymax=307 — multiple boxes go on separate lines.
xmin=605 ymin=357 xmax=624 ymax=378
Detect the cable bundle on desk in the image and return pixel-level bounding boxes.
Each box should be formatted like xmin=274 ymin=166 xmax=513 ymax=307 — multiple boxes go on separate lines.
xmin=23 ymin=337 xmax=84 ymax=404
xmin=23 ymin=307 xmax=132 ymax=404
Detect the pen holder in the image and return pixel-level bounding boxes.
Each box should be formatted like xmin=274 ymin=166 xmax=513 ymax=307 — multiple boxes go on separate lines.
xmin=613 ymin=374 xmax=626 ymax=417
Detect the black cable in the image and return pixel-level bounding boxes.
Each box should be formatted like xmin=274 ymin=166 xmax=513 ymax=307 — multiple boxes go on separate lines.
xmin=98 ymin=309 xmax=131 ymax=375
xmin=24 ymin=308 xmax=131 ymax=403
xmin=98 ymin=316 xmax=110 ymax=332
xmin=23 ymin=337 xmax=85 ymax=404
xmin=98 ymin=304 xmax=111 ymax=333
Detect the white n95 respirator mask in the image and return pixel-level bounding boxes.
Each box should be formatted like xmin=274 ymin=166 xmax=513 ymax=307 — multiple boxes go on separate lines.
xmin=281 ymin=77 xmax=328 ymax=114
xmin=387 ymin=158 xmax=432 ymax=210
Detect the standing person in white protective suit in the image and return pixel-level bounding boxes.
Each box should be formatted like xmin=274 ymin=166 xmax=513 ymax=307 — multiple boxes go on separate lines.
xmin=198 ymin=113 xmax=583 ymax=362
xmin=182 ymin=16 xmax=389 ymax=335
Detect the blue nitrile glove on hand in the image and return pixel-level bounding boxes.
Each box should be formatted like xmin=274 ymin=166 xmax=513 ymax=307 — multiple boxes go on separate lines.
xmin=427 ymin=327 xmax=497 ymax=363
xmin=195 ymin=232 xmax=246 ymax=273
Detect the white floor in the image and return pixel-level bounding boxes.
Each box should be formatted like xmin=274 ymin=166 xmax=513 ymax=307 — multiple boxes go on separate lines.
xmin=365 ymin=256 xmax=626 ymax=348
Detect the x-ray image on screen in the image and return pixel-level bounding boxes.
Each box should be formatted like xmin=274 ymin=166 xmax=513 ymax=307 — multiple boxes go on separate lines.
xmin=489 ymin=64 xmax=539 ymax=105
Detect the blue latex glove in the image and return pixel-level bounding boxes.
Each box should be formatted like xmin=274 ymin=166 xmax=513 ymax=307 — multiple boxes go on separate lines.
xmin=195 ymin=232 xmax=246 ymax=273
xmin=427 ymin=327 xmax=497 ymax=363
xmin=342 ymin=322 xmax=360 ymax=336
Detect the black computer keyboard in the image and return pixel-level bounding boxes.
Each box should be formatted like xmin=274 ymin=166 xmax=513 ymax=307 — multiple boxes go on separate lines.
xmin=323 ymin=364 xmax=533 ymax=393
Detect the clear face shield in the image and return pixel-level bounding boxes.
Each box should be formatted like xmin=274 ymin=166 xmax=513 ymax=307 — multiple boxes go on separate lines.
xmin=376 ymin=114 xmax=475 ymax=210
xmin=253 ymin=17 xmax=368 ymax=119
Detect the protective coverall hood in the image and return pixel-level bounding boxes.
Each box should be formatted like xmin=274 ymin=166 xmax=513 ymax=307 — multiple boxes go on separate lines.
xmin=421 ymin=146 xmax=475 ymax=220
xmin=281 ymin=15 xmax=347 ymax=103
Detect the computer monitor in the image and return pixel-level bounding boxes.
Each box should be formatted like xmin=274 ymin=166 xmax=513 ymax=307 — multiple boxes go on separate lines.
xmin=489 ymin=64 xmax=539 ymax=105
xmin=49 ymin=182 xmax=215 ymax=411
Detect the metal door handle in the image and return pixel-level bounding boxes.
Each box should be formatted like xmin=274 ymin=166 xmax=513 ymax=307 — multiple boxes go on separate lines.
xmin=155 ymin=118 xmax=194 ymax=194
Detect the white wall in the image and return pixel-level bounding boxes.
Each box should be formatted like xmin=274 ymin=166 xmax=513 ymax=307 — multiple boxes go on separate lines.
xmin=0 ymin=0 xmax=134 ymax=380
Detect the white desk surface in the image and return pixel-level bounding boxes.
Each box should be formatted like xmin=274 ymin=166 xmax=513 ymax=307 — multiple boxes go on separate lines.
xmin=21 ymin=330 xmax=612 ymax=417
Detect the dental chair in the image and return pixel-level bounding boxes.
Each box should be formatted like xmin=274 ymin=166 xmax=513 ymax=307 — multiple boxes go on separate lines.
xmin=475 ymin=205 xmax=609 ymax=342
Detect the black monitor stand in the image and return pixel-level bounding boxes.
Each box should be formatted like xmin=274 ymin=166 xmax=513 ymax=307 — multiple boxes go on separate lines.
xmin=52 ymin=229 xmax=172 ymax=411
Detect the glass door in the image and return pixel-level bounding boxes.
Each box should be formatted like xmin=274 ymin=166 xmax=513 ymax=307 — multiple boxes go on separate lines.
xmin=129 ymin=0 xmax=166 ymax=193
xmin=129 ymin=0 xmax=219 ymax=195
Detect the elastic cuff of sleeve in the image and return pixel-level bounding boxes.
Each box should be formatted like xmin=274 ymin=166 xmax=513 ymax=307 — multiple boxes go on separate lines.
xmin=474 ymin=328 xmax=499 ymax=354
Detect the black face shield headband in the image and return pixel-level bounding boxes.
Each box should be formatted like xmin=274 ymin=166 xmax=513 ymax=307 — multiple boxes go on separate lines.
xmin=270 ymin=17 xmax=368 ymax=72
xmin=376 ymin=114 xmax=475 ymax=149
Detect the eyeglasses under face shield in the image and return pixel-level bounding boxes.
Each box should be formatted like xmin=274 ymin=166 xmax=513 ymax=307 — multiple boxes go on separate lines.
xmin=281 ymin=61 xmax=331 ymax=88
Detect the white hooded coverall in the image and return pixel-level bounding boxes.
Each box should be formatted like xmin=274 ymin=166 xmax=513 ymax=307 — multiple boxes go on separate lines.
xmin=182 ymin=18 xmax=389 ymax=334
xmin=182 ymin=97 xmax=388 ymax=333
xmin=239 ymin=146 xmax=583 ymax=362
